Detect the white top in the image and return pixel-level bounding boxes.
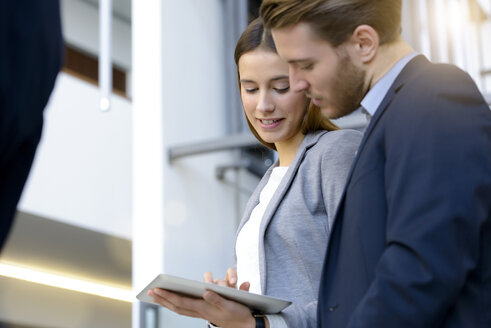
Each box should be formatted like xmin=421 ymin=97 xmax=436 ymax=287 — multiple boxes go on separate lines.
xmin=236 ymin=166 xmax=289 ymax=327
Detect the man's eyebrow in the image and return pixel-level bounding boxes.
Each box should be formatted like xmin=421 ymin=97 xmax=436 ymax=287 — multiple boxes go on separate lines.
xmin=286 ymin=58 xmax=311 ymax=64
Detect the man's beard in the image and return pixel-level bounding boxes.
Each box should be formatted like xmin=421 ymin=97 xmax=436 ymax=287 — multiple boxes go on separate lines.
xmin=324 ymin=52 xmax=367 ymax=119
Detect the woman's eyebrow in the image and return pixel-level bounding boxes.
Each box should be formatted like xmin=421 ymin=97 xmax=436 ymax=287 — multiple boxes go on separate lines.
xmin=240 ymin=76 xmax=289 ymax=83
xmin=270 ymin=75 xmax=289 ymax=81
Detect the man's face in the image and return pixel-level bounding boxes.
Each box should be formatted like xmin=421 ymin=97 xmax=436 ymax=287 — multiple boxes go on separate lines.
xmin=272 ymin=22 xmax=367 ymax=119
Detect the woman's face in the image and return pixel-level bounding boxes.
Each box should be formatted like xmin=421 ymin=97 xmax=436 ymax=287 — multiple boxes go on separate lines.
xmin=238 ymin=49 xmax=309 ymax=146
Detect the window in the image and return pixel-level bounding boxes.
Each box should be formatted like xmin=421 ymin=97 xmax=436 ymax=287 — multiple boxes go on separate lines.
xmin=62 ymin=44 xmax=128 ymax=98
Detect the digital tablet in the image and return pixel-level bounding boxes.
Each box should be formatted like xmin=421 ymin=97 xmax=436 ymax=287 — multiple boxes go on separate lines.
xmin=136 ymin=273 xmax=291 ymax=314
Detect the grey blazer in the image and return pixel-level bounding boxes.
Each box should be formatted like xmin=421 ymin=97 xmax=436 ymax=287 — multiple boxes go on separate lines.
xmin=235 ymin=129 xmax=362 ymax=327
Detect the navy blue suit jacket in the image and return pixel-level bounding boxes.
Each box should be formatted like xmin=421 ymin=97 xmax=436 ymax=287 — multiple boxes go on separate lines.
xmin=0 ymin=0 xmax=63 ymax=251
xmin=317 ymin=55 xmax=491 ymax=327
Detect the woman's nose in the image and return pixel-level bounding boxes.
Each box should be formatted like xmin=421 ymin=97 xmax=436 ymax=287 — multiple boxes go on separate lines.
xmin=256 ymin=92 xmax=275 ymax=112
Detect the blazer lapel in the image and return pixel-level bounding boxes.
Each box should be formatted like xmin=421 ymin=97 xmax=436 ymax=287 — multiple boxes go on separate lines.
xmin=258 ymin=130 xmax=327 ymax=293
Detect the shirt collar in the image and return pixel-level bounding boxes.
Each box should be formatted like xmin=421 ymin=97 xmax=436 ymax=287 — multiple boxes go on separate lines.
xmin=361 ymin=52 xmax=419 ymax=117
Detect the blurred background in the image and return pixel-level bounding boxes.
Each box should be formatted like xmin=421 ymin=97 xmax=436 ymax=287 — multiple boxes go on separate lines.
xmin=0 ymin=0 xmax=489 ymax=327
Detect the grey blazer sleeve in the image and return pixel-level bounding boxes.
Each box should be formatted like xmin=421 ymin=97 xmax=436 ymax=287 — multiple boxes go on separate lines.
xmin=320 ymin=130 xmax=362 ymax=230
xmin=272 ymin=130 xmax=362 ymax=328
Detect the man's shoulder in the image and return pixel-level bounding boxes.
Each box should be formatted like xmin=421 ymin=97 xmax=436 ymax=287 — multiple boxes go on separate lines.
xmin=379 ymin=59 xmax=490 ymax=149
xmin=401 ymin=59 xmax=477 ymax=95
xmin=386 ymin=58 xmax=487 ymax=122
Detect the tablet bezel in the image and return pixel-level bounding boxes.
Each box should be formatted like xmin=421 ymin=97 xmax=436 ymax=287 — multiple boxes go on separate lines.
xmin=136 ymin=273 xmax=291 ymax=314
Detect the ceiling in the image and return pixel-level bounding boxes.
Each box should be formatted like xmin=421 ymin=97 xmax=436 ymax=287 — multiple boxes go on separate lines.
xmin=1 ymin=211 xmax=131 ymax=288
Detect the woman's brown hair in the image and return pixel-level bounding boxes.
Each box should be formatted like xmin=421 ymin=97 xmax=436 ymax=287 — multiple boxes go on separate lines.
xmin=234 ymin=17 xmax=338 ymax=150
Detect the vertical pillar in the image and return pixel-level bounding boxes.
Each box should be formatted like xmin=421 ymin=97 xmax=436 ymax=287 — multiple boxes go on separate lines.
xmin=132 ymin=0 xmax=165 ymax=327
xmin=132 ymin=1 xmax=244 ymax=327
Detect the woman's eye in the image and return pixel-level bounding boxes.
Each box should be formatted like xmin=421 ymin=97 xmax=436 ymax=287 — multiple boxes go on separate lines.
xmin=245 ymin=88 xmax=258 ymax=93
xmin=274 ymin=86 xmax=290 ymax=93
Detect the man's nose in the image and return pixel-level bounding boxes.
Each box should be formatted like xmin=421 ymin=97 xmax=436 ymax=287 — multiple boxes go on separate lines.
xmin=290 ymin=68 xmax=309 ymax=92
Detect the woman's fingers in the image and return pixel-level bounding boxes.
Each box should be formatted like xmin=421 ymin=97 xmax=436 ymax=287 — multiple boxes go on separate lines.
xmin=202 ymin=290 xmax=223 ymax=307
xmin=204 ymin=268 xmax=238 ymax=288
xmin=202 ymin=291 xmax=256 ymax=326
xmin=215 ymin=279 xmax=229 ymax=287
xmin=148 ymin=288 xmax=255 ymax=327
xmin=203 ymin=271 xmax=214 ymax=283
xmin=239 ymin=281 xmax=250 ymax=291
xmin=226 ymin=267 xmax=238 ymax=287
xmin=202 ymin=291 xmax=247 ymax=315
xmin=148 ymin=289 xmax=204 ymax=318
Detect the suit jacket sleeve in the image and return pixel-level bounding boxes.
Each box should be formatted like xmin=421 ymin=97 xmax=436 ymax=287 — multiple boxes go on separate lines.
xmin=349 ymin=65 xmax=491 ymax=326
xmin=0 ymin=0 xmax=63 ymax=250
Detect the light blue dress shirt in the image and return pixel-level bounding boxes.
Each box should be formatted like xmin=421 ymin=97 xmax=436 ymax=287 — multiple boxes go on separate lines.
xmin=361 ymin=52 xmax=419 ymax=117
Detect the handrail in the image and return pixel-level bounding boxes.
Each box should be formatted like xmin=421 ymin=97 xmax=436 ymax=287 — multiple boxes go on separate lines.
xmin=168 ymin=133 xmax=262 ymax=162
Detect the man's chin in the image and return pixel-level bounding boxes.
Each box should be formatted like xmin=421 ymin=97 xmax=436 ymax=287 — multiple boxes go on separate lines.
xmin=321 ymin=105 xmax=359 ymax=119
xmin=320 ymin=106 xmax=345 ymax=119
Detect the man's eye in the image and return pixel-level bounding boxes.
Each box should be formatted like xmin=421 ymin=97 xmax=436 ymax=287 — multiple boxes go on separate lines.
xmin=301 ymin=64 xmax=313 ymax=71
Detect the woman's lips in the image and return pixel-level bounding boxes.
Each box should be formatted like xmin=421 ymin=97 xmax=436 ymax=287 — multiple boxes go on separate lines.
xmin=257 ymin=118 xmax=283 ymax=129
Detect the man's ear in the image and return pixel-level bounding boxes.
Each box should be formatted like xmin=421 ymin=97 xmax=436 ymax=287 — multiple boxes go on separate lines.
xmin=350 ymin=24 xmax=379 ymax=64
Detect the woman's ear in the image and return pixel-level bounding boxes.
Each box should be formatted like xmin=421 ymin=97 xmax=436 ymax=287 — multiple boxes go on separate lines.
xmin=350 ymin=24 xmax=379 ymax=64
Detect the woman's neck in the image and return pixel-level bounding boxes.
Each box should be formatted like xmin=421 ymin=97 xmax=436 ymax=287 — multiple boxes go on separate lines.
xmin=275 ymin=133 xmax=305 ymax=167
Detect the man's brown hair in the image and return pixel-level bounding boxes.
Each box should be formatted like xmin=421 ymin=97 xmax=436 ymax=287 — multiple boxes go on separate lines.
xmin=260 ymin=0 xmax=402 ymax=47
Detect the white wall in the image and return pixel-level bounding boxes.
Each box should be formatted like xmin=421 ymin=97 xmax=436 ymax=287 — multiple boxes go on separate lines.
xmin=19 ymin=73 xmax=133 ymax=239
xmin=19 ymin=0 xmax=134 ymax=239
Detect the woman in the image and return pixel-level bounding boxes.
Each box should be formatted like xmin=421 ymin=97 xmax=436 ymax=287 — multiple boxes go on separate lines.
xmin=149 ymin=18 xmax=362 ymax=328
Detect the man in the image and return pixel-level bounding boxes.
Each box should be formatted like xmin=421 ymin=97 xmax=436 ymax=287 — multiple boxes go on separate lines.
xmin=0 ymin=0 xmax=63 ymax=251
xmin=261 ymin=0 xmax=491 ymax=327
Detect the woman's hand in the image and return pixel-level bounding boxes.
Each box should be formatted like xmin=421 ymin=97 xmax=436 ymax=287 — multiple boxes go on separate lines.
xmin=204 ymin=268 xmax=251 ymax=291
xmin=148 ymin=288 xmax=256 ymax=328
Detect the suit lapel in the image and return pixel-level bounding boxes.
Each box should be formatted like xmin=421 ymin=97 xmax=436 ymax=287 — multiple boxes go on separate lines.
xmin=327 ymin=55 xmax=429 ymax=240
xmin=358 ymin=55 xmax=428 ymax=156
